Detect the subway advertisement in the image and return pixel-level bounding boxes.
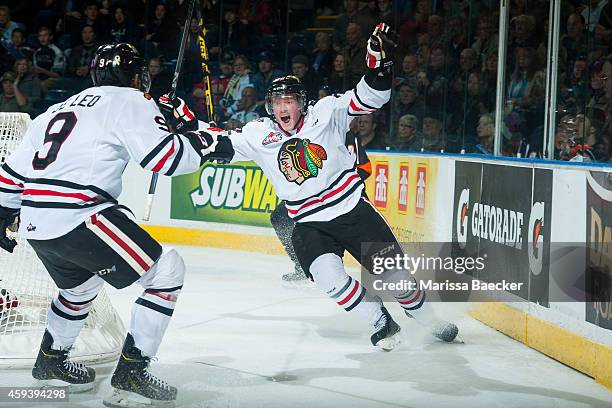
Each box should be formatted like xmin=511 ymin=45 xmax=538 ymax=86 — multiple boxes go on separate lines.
xmin=170 ymin=161 xmax=280 ymax=227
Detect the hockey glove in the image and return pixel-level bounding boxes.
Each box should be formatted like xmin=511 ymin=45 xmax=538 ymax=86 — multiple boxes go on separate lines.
xmin=366 ymin=23 xmax=398 ymax=73
xmin=185 ymin=130 xmax=235 ymax=164
xmin=0 ymin=206 xmax=19 ymax=253
xmin=158 ymin=94 xmax=198 ymax=133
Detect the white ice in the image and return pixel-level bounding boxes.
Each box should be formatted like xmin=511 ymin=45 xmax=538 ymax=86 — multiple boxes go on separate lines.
xmin=0 ymin=245 xmax=611 ymax=408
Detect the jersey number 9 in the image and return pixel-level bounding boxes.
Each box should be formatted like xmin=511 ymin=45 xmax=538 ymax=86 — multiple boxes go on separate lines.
xmin=32 ymin=112 xmax=78 ymax=170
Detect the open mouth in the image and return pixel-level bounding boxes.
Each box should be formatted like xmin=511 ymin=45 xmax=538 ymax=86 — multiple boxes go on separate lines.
xmin=280 ymin=115 xmax=291 ymax=125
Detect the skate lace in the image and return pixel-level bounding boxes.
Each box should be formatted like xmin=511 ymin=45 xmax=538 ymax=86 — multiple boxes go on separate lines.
xmin=63 ymin=359 xmax=88 ymax=376
xmin=373 ymin=313 xmax=388 ymax=332
xmin=142 ymin=369 xmax=171 ymax=390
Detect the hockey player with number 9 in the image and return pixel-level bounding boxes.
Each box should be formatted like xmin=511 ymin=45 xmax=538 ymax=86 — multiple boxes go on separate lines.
xmin=0 ymin=43 xmax=232 ymax=407
xmin=174 ymin=23 xmax=460 ymax=350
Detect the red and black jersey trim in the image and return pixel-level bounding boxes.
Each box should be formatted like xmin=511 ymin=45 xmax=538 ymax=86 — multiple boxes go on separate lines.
xmin=146 ymin=285 xmax=183 ymax=293
xmin=26 ymin=178 xmax=116 ymax=202
xmin=2 ymin=163 xmax=25 ymax=181
xmin=290 ymin=180 xmax=362 ymax=221
xmin=21 ymin=178 xmax=117 ymax=209
xmin=58 ymin=293 xmax=97 ymax=305
xmin=140 ymin=134 xmax=175 ymax=169
xmin=0 ymin=187 xmax=22 ymax=194
xmin=165 ymin=136 xmax=184 ymax=176
xmin=285 ymin=164 xmax=357 ymax=206
xmin=353 ymin=87 xmax=377 ymax=110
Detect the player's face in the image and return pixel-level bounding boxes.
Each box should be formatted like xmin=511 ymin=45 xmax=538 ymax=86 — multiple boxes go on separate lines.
xmin=272 ymin=95 xmax=302 ymax=132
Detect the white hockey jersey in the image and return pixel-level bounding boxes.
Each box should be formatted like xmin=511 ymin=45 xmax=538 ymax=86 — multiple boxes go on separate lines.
xmin=0 ymin=86 xmax=204 ymax=240
xmin=227 ymin=76 xmax=390 ymax=222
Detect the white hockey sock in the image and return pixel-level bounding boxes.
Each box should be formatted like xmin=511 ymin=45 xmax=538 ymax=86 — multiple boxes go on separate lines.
xmin=46 ymin=276 xmax=104 ymax=350
xmin=310 ymin=253 xmax=383 ymax=326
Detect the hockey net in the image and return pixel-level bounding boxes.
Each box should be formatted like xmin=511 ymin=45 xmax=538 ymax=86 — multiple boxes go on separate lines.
xmin=0 ymin=112 xmax=125 ymax=368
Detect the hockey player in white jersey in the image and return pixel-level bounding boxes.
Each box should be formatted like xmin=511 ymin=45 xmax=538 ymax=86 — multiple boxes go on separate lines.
xmin=177 ymin=23 xmax=459 ymax=350
xmin=0 ymin=43 xmax=231 ymax=407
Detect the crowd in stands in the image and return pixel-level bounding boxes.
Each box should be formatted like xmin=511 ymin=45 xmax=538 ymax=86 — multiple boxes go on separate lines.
xmin=1 ymin=0 xmax=612 ymax=163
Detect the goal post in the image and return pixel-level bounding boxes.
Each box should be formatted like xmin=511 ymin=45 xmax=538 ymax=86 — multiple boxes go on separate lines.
xmin=0 ymin=112 xmax=125 ymax=368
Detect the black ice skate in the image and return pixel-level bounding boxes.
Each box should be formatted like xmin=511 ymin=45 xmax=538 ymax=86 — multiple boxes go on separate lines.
xmin=31 ymin=330 xmax=95 ymax=392
xmin=370 ymin=307 xmax=401 ymax=351
xmin=281 ymin=265 xmax=311 ymax=287
xmin=103 ymin=333 xmax=177 ymax=408
xmin=404 ymin=310 xmax=459 ymax=342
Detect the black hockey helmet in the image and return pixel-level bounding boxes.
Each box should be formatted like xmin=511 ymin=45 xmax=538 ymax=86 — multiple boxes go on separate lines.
xmin=265 ymin=75 xmax=307 ymax=115
xmin=90 ymin=43 xmax=150 ymax=92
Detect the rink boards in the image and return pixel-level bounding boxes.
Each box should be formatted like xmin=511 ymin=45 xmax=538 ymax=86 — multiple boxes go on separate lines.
xmin=119 ymin=153 xmax=612 ymax=390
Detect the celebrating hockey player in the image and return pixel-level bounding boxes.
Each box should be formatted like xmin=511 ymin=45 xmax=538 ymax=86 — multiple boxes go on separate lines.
xmin=0 ymin=43 xmax=231 ymax=407
xmin=271 ymin=122 xmax=373 ymax=286
xmin=175 ymin=23 xmax=459 ymax=350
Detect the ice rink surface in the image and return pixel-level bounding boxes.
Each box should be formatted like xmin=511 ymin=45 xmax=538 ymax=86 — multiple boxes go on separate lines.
xmin=0 ymin=245 xmax=611 ymax=408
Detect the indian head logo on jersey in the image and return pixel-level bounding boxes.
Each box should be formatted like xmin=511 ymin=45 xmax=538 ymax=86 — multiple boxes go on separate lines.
xmin=374 ymin=162 xmax=389 ymax=209
xmin=398 ymin=163 xmax=409 ymax=213
xmin=277 ymin=138 xmax=327 ymax=185
xmin=415 ymin=165 xmax=426 ymax=215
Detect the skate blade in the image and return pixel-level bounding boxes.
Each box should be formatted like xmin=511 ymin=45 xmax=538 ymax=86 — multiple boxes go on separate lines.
xmin=376 ymin=332 xmax=401 ymax=352
xmin=103 ymin=388 xmax=175 ymax=408
xmin=35 ymin=379 xmax=94 ymax=393
xmin=281 ymin=279 xmax=314 ymax=289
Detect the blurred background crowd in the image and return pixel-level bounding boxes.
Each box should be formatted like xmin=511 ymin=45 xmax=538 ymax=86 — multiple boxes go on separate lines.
xmin=1 ymin=0 xmax=612 ymax=162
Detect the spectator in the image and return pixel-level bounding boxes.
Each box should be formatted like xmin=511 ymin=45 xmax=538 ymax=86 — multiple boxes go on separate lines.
xmin=506 ymin=47 xmax=545 ymax=114
xmin=343 ymin=22 xmax=366 ymax=89
xmin=291 ymin=54 xmax=322 ymax=102
xmin=230 ymin=86 xmax=261 ymax=126
xmin=215 ymin=4 xmax=250 ymax=55
xmin=146 ymin=2 xmax=179 ymax=58
xmin=451 ymin=48 xmax=478 ymax=97
xmin=472 ymin=15 xmax=499 ymax=62
xmin=33 ymin=26 xmax=65 ymax=89
xmin=333 ymin=0 xmax=376 ymax=50
xmin=474 ymin=113 xmax=495 ymax=154
xmin=252 ymin=51 xmax=283 ymax=102
xmin=147 ymin=57 xmax=172 ymax=100
xmin=398 ymin=0 xmax=430 ymax=50
xmin=427 ymin=15 xmax=445 ymax=46
xmin=377 ymin=0 xmax=394 ymax=27
xmin=483 ymin=49 xmax=498 ymax=96
xmin=446 ymin=16 xmax=468 ymax=64
xmin=452 ymin=71 xmax=489 ymax=147
xmin=0 ymin=6 xmax=24 ymax=42
xmin=311 ymin=32 xmax=334 ymax=79
xmin=13 ymin=57 xmax=42 ymax=106
xmin=422 ymin=45 xmax=452 ymax=111
xmin=588 ymin=60 xmax=609 ymax=114
xmin=357 ymin=114 xmax=387 ymax=150
xmin=222 ymin=54 xmax=254 ymax=119
xmin=109 ymin=6 xmax=140 ymax=45
xmin=66 ymin=25 xmax=98 ymax=90
xmin=558 ymin=56 xmax=589 ymax=113
xmin=560 ymin=13 xmax=588 ymax=71
xmin=327 ymin=53 xmax=350 ymax=93
xmin=0 ymin=71 xmax=31 ymax=114
xmin=1 ymin=28 xmax=32 ymax=72
xmin=592 ymin=138 xmax=610 ymax=162
xmin=392 ymin=82 xmax=425 ymax=128
xmin=72 ymin=1 xmax=110 ymax=43
xmin=211 ymin=52 xmax=235 ymax=111
xmin=422 ymin=110 xmax=446 ymax=152
xmin=238 ymin=0 xmax=278 ymax=36
xmin=395 ymin=54 xmax=419 ymax=89
xmin=394 ymin=114 xmax=422 ymax=151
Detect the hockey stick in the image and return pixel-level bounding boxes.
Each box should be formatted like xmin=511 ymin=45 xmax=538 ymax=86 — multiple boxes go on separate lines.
xmin=196 ymin=8 xmax=217 ymax=124
xmin=142 ymin=0 xmax=197 ymax=221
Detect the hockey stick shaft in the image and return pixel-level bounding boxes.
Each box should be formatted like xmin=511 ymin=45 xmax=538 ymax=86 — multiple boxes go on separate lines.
xmin=196 ymin=11 xmax=216 ymax=123
xmin=142 ymin=0 xmax=197 ymax=221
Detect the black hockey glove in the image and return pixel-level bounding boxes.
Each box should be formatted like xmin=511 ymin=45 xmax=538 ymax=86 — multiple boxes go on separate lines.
xmin=366 ymin=23 xmax=398 ymax=74
xmin=0 ymin=205 xmax=19 ymax=253
xmin=158 ymin=94 xmax=198 ymax=133
xmin=185 ymin=130 xmax=235 ymax=164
